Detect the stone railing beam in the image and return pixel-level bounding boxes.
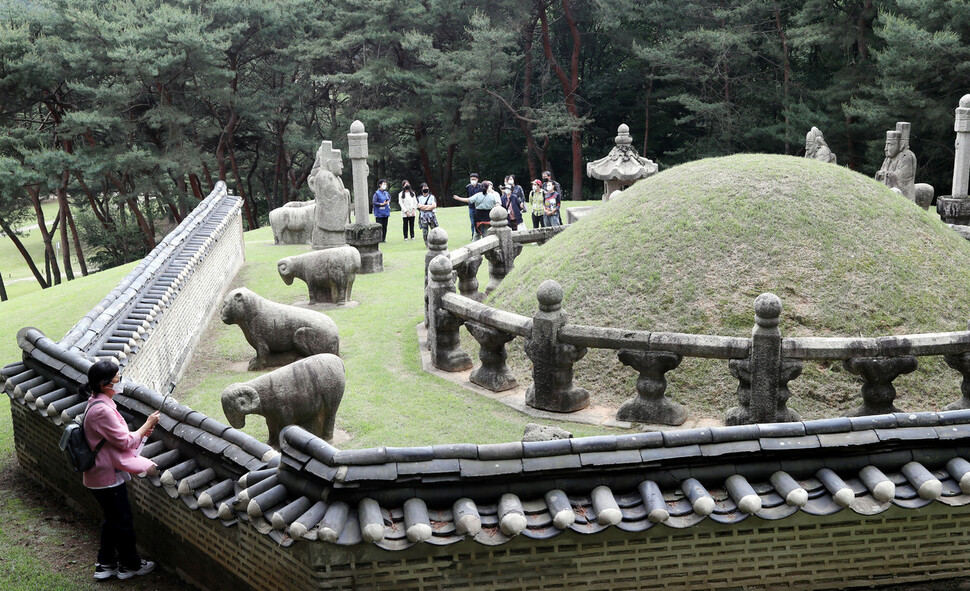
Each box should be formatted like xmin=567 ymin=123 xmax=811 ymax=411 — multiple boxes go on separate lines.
xmin=441 ymin=293 xmax=532 ymax=338
xmin=559 ymin=326 xmax=749 ymax=359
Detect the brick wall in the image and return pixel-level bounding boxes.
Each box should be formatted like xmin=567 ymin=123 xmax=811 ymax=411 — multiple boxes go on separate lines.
xmin=122 ymin=215 xmax=245 ymax=390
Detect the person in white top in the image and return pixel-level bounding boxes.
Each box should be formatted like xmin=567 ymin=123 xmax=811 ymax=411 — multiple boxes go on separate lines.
xmin=399 ymin=180 xmax=418 ymax=241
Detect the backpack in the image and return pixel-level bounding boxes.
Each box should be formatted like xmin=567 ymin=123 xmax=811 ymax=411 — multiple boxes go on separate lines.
xmin=58 ymin=400 xmax=106 ymax=472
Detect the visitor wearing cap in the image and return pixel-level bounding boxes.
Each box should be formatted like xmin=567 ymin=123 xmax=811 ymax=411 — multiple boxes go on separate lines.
xmin=372 ymin=179 xmax=391 ymax=242
xmin=454 ymin=173 xmax=482 ymax=240
xmin=529 ymin=179 xmax=545 ymax=228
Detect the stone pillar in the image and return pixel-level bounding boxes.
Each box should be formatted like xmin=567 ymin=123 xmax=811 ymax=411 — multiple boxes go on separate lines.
xmin=939 ymin=96 xmax=970 ymax=224
xmin=843 ymin=356 xmax=917 ymax=416
xmin=615 ymin=350 xmax=686 ymax=425
xmin=524 ymin=280 xmax=589 ymax=413
xmin=465 ymin=321 xmax=517 ymax=392
xmin=725 ymin=293 xmax=801 ymax=425
xmin=483 ymin=206 xmax=521 ymax=295
xmin=426 ymin=255 xmax=472 ymax=372
xmin=345 ymin=120 xmax=383 ymax=273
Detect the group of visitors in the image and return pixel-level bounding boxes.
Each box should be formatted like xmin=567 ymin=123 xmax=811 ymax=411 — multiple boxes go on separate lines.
xmin=371 ymin=170 xmax=563 ymax=245
xmin=453 ymin=171 xmax=563 ymax=241
xmin=371 ymin=179 xmax=439 ymax=245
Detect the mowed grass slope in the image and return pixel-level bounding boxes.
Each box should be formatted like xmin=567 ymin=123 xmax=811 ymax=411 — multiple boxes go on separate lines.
xmin=488 ymin=154 xmax=970 ymax=419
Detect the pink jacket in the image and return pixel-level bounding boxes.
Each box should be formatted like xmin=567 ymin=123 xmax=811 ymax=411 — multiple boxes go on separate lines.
xmin=82 ymin=393 xmax=154 ymax=488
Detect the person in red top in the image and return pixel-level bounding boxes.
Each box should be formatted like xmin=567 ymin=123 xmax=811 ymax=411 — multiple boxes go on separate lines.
xmin=81 ymin=360 xmax=160 ymax=581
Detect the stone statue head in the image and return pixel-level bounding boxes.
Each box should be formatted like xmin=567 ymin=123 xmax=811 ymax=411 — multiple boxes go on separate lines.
xmin=315 ymin=141 xmax=343 ymax=176
xmin=885 ymin=131 xmax=901 ymax=158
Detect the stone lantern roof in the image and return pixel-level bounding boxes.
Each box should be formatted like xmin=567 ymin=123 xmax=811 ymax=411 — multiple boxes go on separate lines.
xmin=586 ymin=124 xmax=658 ymax=182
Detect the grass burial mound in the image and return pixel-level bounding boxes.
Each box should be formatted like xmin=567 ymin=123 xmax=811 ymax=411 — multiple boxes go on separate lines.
xmin=487 ymin=154 xmax=970 ymax=421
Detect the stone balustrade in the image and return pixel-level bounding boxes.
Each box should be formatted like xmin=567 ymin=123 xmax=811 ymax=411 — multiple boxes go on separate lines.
xmin=426 ymin=207 xmax=970 ymax=424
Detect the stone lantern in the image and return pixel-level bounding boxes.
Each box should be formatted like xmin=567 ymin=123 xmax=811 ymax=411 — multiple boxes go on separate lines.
xmin=586 ymin=124 xmax=658 ymax=201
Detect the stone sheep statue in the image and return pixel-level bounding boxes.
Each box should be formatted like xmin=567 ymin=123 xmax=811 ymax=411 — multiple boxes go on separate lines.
xmin=221 ymin=287 xmax=339 ymax=370
xmin=269 ymin=201 xmax=315 ymax=245
xmin=277 ymin=245 xmax=362 ymax=305
xmin=221 ymin=353 xmax=345 ymax=446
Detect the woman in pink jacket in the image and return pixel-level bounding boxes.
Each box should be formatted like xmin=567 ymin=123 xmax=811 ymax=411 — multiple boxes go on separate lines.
xmin=81 ymin=360 xmax=161 ymax=581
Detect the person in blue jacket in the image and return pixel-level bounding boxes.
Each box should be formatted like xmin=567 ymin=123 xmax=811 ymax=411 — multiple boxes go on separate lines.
xmin=372 ymin=179 xmax=391 ymax=242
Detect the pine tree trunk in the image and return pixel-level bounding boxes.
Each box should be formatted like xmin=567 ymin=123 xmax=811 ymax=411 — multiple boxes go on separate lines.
xmin=0 ymin=216 xmax=48 ymax=289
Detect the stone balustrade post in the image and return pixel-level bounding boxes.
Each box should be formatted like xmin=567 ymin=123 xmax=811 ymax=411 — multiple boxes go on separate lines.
xmin=483 ymin=206 xmax=521 ymax=295
xmin=524 ymin=280 xmax=589 ymax=412
xmin=843 ymin=356 xmax=917 ymax=416
xmin=455 ymin=256 xmax=484 ymax=302
xmin=465 ymin=321 xmax=517 ymax=392
xmin=725 ymin=293 xmax=801 ymax=425
xmin=424 ymin=228 xmax=449 ymax=330
xmin=426 ymin=256 xmax=472 ymax=372
xmin=615 ymin=350 xmax=686 ymax=425
xmin=944 ymin=346 xmax=970 ymax=411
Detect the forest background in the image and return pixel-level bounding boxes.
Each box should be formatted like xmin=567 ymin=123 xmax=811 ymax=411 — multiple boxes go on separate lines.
xmin=0 ymin=0 xmax=967 ymax=295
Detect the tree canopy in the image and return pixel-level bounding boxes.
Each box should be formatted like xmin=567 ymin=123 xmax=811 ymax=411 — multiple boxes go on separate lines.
xmin=0 ymin=0 xmax=967 ymax=293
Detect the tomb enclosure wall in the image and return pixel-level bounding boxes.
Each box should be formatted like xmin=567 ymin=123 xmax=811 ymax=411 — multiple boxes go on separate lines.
xmin=122 ymin=212 xmax=245 ymax=390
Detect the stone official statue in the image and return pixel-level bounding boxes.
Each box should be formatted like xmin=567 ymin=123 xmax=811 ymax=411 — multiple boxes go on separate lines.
xmin=308 ymin=141 xmax=351 ymax=250
xmin=875 ymin=130 xmax=916 ymax=201
xmin=804 ymin=127 xmax=837 ymax=164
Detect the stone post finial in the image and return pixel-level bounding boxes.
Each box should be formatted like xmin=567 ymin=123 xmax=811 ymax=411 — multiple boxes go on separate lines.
xmin=536 ymin=280 xmax=563 ymax=313
xmin=754 ymin=292 xmax=782 ymax=330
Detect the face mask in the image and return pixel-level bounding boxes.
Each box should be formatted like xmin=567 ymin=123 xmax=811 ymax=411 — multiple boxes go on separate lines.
xmin=422 ymin=189 xmax=429 ymax=194
xmin=110 ymin=381 xmax=123 ymax=394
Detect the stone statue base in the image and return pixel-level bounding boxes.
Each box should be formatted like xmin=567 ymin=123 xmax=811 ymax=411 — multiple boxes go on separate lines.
xmin=345 ymin=223 xmax=383 ymax=274
xmin=312 ymin=231 xmax=349 ymax=251
xmin=938 ymin=196 xmax=970 ymax=225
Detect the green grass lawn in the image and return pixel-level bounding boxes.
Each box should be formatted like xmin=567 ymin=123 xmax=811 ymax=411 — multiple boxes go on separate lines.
xmin=2 ymin=199 xmax=85 ymax=300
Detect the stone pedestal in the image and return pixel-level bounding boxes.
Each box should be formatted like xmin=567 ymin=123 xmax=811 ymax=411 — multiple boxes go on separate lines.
xmin=345 ymin=223 xmax=383 ymax=274
xmin=938 ymin=197 xmax=970 ymax=225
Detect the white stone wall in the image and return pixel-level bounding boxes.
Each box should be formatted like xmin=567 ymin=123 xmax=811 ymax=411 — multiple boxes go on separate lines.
xmin=122 ymin=214 xmax=245 ymax=391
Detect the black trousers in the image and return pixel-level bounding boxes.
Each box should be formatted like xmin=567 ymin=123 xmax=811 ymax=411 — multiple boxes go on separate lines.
xmin=403 ymin=216 xmax=415 ymax=239
xmin=376 ymin=216 xmax=388 ymax=241
xmin=90 ymin=483 xmax=142 ymax=568
xmin=532 ymin=213 xmax=544 ymax=229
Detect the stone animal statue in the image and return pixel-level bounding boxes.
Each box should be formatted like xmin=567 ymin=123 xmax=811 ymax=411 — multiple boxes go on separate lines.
xmin=269 ymin=201 xmax=315 ymax=245
xmin=277 ymin=245 xmax=361 ymax=304
xmin=221 ymin=353 xmax=345 ymax=446
xmin=221 ymin=287 xmax=339 ymax=370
